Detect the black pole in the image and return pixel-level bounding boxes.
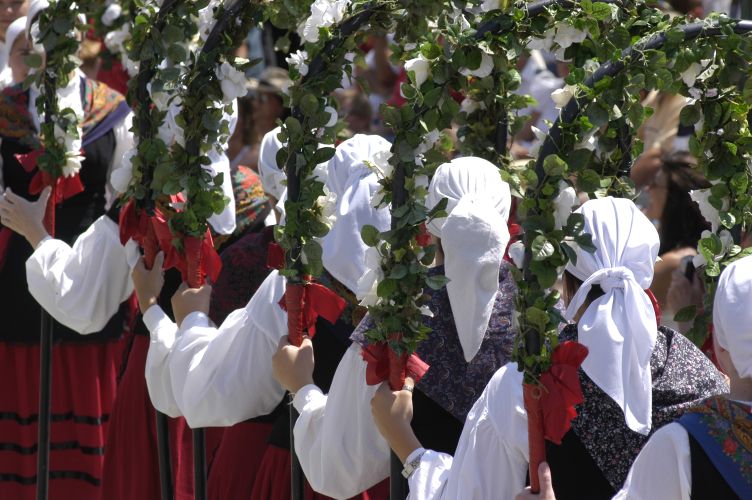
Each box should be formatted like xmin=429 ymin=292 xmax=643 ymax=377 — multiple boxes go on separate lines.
xmin=193 ymin=429 xmax=207 ymax=500
xmin=389 ymin=452 xmax=407 ymax=500
xmin=36 ymin=312 xmax=52 ymax=500
xmin=289 ymin=401 xmax=305 ymax=500
xmin=155 ymin=412 xmax=174 ymax=500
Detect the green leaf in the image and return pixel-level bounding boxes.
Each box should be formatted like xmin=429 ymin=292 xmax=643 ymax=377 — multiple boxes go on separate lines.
xmin=574 ymin=233 xmax=596 ymax=252
xmin=673 ymin=305 xmax=697 ymax=323
xmin=425 ymin=274 xmax=449 ymax=290
xmin=377 ymin=278 xmax=397 ymax=298
xmin=679 ymin=105 xmax=702 ymax=126
xmin=313 ymin=147 xmax=336 ymax=164
xmin=360 ymin=224 xmax=380 ymax=247
xmin=542 ymin=155 xmax=568 ymax=176
xmin=300 ymin=94 xmax=319 ymax=117
xmin=525 ymin=306 xmax=549 ymax=331
xmin=531 ymin=235 xmax=555 ymax=261
xmin=389 ymin=264 xmax=408 ymax=280
xmin=25 ymin=53 xmax=42 ymax=69
xmin=610 ymin=26 xmax=631 ymax=49
xmin=587 ymin=103 xmax=610 ymax=127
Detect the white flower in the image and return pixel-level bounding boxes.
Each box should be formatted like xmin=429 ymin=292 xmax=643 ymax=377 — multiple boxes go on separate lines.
xmin=583 ymin=59 xmax=600 ymax=75
xmin=344 ymin=52 xmax=355 ymax=62
xmin=62 ymin=154 xmax=83 ymax=177
xmin=460 ymin=97 xmax=484 ymax=115
xmin=123 ymin=55 xmax=139 ymax=77
xmin=460 ymin=52 xmax=494 ymax=79
xmin=370 ymin=188 xmax=386 ymax=208
xmin=300 ymin=0 xmax=349 ymax=43
xmin=705 ymin=88 xmax=718 ymax=98
xmin=508 ymin=241 xmax=525 ymax=269
xmin=688 ymin=87 xmax=702 ymax=100
xmin=575 ymin=127 xmax=597 ymax=152
xmin=480 ymin=0 xmax=502 ymax=12
xmin=403 ymin=42 xmax=417 ymax=51
xmin=111 ymin=148 xmax=136 ymax=193
xmin=449 ymin=7 xmax=471 ymax=31
xmin=104 ymin=25 xmax=129 ymax=53
xmin=416 ymin=129 xmax=441 ymax=155
xmin=198 ymin=0 xmax=220 ymax=42
xmin=216 ymin=61 xmax=246 ymax=103
xmin=553 ymin=180 xmax=578 ymax=230
xmin=312 ymin=161 xmax=329 ymax=183
xmin=528 ymin=126 xmax=547 ymax=157
xmin=317 ymin=188 xmax=338 ymax=228
xmin=719 ymin=229 xmax=733 ymax=254
xmin=286 ymin=50 xmax=309 ymax=77
xmin=101 ymin=3 xmax=122 ymax=26
xmin=551 ymin=84 xmax=577 ymax=109
xmin=681 ymin=62 xmax=703 ymax=87
xmin=357 ymin=246 xmax=384 ymax=306
xmin=369 ymin=150 xmax=394 ymax=178
xmin=690 ymin=188 xmax=727 ymax=232
xmin=553 ymin=23 xmax=588 ymax=49
xmin=404 ymin=55 xmax=431 ymax=88
xmin=323 ymin=106 xmax=338 ymax=128
xmin=527 ymin=28 xmax=555 ymax=52
xmin=419 ymin=305 xmax=434 ymax=317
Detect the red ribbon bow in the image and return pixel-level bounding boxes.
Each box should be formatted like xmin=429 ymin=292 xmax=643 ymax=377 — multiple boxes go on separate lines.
xmin=119 ymin=199 xmax=222 ymax=287
xmin=15 ymin=149 xmax=84 ymax=204
xmin=361 ymin=338 xmax=430 ymax=391
xmin=279 ymin=281 xmax=347 ymax=344
xmin=538 ymin=340 xmax=589 ymax=444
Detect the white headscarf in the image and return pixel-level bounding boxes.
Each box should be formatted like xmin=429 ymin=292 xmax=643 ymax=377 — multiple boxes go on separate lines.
xmin=321 ymin=134 xmax=392 ymax=293
xmin=564 ymin=197 xmax=660 ymax=435
xmin=258 ymin=126 xmax=287 ymax=201
xmin=0 ymin=17 xmax=26 ymax=88
xmin=425 ymin=156 xmax=512 ymax=362
xmin=26 ymin=0 xmax=49 ymax=38
xmin=204 ymin=104 xmax=239 ymax=235
xmin=713 ymin=255 xmax=752 ymax=379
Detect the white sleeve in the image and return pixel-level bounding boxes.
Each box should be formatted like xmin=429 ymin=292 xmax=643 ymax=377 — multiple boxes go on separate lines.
xmin=438 ymin=363 xmax=530 ymax=500
xmin=167 ymin=271 xmax=287 ymax=428
xmin=107 ymin=112 xmax=134 ymax=209
xmin=143 ymin=305 xmax=181 ymax=418
xmin=406 ymin=449 xmax=453 ymax=500
xmin=25 ymin=216 xmax=136 ymax=334
xmin=292 ymin=344 xmax=391 ymax=499
xmin=613 ymin=423 xmax=691 ymax=500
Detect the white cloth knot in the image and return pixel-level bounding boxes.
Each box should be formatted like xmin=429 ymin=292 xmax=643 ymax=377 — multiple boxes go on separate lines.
xmin=594 ymin=267 xmax=635 ymax=293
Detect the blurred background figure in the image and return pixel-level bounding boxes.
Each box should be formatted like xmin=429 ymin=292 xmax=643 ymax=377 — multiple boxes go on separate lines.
xmin=226 ymin=66 xmax=291 ymax=172
xmin=334 ymin=88 xmax=373 ymax=135
xmin=0 ymin=0 xmax=27 ymax=86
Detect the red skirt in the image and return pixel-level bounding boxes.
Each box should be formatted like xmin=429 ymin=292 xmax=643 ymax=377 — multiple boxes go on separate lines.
xmin=101 ymin=334 xmax=194 ymax=500
xmin=250 ymin=444 xmax=389 ymax=500
xmin=207 ymin=421 xmax=273 ymax=500
xmin=0 ymin=339 xmax=123 ymax=500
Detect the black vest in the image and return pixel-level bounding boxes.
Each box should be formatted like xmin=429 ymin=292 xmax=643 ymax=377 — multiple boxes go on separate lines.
xmin=0 ymin=130 xmax=128 ymax=343
xmin=688 ymin=433 xmax=739 ymax=499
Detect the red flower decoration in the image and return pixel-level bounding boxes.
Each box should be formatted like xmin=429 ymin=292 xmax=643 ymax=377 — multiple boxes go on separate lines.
xmin=723 ymin=437 xmax=738 ymax=455
xmin=416 ymin=223 xmax=431 ymax=247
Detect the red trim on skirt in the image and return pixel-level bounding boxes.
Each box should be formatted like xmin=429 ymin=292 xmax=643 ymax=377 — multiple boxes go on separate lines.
xmin=101 ymin=334 xmax=194 ymax=500
xmin=0 ymin=339 xmax=124 ymax=500
xmin=251 ymin=444 xmax=389 ymax=500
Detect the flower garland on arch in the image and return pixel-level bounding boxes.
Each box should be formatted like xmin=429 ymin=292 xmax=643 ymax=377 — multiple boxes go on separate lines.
xmin=93 ymin=0 xmax=139 ymax=77
xmin=25 ymin=0 xmax=87 ymax=234
xmin=273 ymin=0 xmax=396 ymax=345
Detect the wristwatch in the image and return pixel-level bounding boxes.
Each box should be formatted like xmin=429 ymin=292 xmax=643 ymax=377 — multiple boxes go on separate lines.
xmin=401 ymin=448 xmax=426 ymax=479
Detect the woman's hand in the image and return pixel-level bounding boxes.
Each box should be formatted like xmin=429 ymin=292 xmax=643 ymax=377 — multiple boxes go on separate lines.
xmin=171 ymin=282 xmax=212 ymax=327
xmin=0 ymin=187 xmax=51 ymax=248
xmin=371 ymin=381 xmax=422 ymax=463
xmin=131 ymin=252 xmax=165 ymax=314
xmin=515 ymin=462 xmax=556 ymax=500
xmin=272 ymin=336 xmax=315 ymax=394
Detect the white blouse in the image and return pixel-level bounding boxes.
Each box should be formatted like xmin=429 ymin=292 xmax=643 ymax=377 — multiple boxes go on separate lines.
xmin=402 ymin=363 xmax=530 ymax=499
xmin=25 ymin=216 xmax=137 ymax=334
xmin=143 ymin=271 xmax=288 ymax=428
xmin=292 ymin=344 xmax=391 ymax=499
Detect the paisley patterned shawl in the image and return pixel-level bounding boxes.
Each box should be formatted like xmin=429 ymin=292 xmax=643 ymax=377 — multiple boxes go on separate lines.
xmin=679 ymin=397 xmax=752 ymax=499
xmin=0 ymin=78 xmax=128 ymax=148
xmin=351 ymin=263 xmax=517 ymax=422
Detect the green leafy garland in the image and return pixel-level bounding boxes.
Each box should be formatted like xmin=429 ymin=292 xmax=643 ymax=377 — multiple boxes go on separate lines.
xmin=26 ymin=0 xmax=86 ymax=181
xmin=166 ymin=0 xmax=264 ymax=241
xmin=274 ymin=0 xmax=396 ymax=281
